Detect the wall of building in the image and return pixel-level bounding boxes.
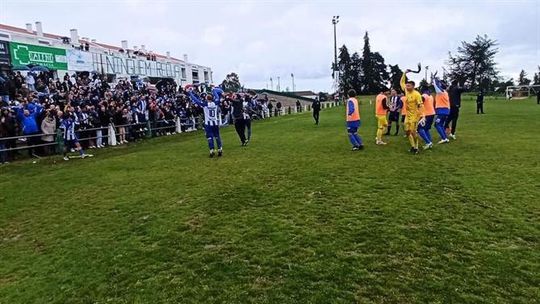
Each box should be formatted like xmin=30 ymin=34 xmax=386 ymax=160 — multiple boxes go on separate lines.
xmin=0 ymin=23 xmax=212 ymax=86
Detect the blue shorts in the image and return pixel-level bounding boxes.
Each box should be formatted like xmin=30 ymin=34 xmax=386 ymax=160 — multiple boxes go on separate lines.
xmin=204 ymin=125 xmax=220 ymax=138
xmin=418 ymin=115 xmax=435 ymax=131
xmin=424 ymin=115 xmax=434 ymax=129
xmin=347 ymin=120 xmax=361 ymax=133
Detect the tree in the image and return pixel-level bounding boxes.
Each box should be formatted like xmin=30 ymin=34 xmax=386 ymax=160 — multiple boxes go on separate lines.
xmin=360 ymin=32 xmax=389 ymax=94
xmin=220 ymin=72 xmax=242 ymax=92
xmin=350 ymin=52 xmax=363 ymax=93
xmin=533 ymin=66 xmax=540 ymax=85
xmin=388 ymin=64 xmax=403 ymax=92
xmin=337 ymin=45 xmax=354 ymax=94
xmin=447 ymin=35 xmax=499 ymax=91
xmin=418 ymin=79 xmax=431 ymax=93
xmin=518 ymin=70 xmax=531 ymax=85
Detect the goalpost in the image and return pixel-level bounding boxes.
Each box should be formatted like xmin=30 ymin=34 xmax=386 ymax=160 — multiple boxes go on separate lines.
xmin=505 ymin=85 xmax=540 ymax=100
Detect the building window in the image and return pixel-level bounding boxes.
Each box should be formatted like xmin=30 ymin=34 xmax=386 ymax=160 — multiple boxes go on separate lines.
xmin=192 ymin=70 xmax=199 ymax=80
xmin=0 ymin=32 xmax=10 ymax=40
xmin=38 ymin=39 xmax=51 ymax=45
xmin=181 ymin=68 xmax=186 ymax=79
xmin=204 ymin=71 xmax=209 ymax=82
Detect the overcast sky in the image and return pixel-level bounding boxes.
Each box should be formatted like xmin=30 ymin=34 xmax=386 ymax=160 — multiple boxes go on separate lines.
xmin=1 ymin=0 xmax=539 ymax=91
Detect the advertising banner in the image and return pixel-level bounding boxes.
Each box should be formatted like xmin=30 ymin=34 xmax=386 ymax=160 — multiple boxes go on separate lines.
xmin=0 ymin=41 xmax=10 ymax=65
xmin=9 ymin=42 xmax=67 ymax=70
xmin=67 ymin=49 xmax=93 ymax=71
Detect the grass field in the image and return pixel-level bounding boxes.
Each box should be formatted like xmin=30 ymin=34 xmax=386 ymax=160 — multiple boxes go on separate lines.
xmin=1 ymin=97 xmax=539 ymax=303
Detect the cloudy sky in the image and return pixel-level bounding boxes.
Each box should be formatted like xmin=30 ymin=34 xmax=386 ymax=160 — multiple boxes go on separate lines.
xmin=1 ymin=0 xmax=539 ymax=91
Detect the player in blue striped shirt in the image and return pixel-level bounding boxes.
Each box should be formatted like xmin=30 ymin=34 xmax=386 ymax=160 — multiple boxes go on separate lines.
xmin=58 ymin=107 xmax=91 ymax=161
xmin=187 ymin=87 xmax=224 ymax=158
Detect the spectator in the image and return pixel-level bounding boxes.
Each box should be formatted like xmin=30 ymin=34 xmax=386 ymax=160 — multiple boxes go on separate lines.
xmin=40 ymin=110 xmax=57 ymax=155
xmin=16 ymin=100 xmax=43 ymax=157
xmin=26 ymin=73 xmax=36 ymax=92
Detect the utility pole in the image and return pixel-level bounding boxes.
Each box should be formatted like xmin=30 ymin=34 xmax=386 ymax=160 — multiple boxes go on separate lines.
xmin=291 ymin=73 xmax=295 ymax=92
xmin=270 ymin=77 xmax=273 ymax=90
xmin=332 ymin=16 xmax=340 ymax=94
xmin=277 ymin=76 xmax=281 ymax=92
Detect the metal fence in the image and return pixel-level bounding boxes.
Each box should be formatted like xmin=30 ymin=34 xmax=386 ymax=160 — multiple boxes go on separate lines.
xmin=0 ymin=101 xmax=341 ymax=161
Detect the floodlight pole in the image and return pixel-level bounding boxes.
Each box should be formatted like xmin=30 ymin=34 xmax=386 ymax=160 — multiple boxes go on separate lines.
xmin=332 ymin=16 xmax=340 ymax=95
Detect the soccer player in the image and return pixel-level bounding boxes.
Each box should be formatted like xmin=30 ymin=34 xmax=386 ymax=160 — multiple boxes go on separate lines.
xmin=346 ymin=89 xmax=363 ymax=151
xmin=375 ymin=90 xmax=389 ymax=145
xmin=400 ymin=71 xmax=425 ymax=154
xmin=445 ymin=80 xmax=465 ymax=140
xmin=386 ymin=89 xmax=402 ymax=136
xmin=188 ymin=87 xmax=224 ymax=158
xmin=432 ymin=76 xmax=451 ymax=144
xmin=417 ymin=90 xmax=435 ymax=150
xmin=58 ymin=108 xmax=91 ymax=161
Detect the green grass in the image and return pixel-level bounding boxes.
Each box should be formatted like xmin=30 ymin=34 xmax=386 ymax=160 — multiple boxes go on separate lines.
xmin=1 ymin=97 xmax=539 ymax=303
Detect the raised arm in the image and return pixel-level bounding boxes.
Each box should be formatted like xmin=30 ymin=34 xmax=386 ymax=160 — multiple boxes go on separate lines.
xmin=212 ymin=87 xmax=224 ymax=106
xmin=433 ymin=77 xmax=444 ymax=94
xmin=400 ymin=72 xmax=407 ymax=92
xmin=188 ymin=91 xmax=205 ymax=107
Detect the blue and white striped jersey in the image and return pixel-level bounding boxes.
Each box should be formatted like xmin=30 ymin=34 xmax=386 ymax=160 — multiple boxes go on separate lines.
xmin=60 ymin=116 xmax=78 ymax=140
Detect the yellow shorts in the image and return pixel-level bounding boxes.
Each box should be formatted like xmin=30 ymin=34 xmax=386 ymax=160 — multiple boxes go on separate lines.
xmin=404 ymin=117 xmax=419 ymax=132
xmin=376 ymin=115 xmax=388 ymax=129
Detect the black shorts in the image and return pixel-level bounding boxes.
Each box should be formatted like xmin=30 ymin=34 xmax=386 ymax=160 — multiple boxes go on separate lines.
xmin=389 ymin=111 xmax=400 ymax=122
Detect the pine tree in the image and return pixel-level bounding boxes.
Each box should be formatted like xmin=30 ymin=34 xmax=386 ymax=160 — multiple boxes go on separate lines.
xmin=360 ymin=32 xmax=389 ymax=94
xmin=518 ymin=70 xmax=531 ymax=85
xmin=447 ymin=35 xmax=499 ymax=90
xmin=337 ymin=45 xmax=354 ymax=94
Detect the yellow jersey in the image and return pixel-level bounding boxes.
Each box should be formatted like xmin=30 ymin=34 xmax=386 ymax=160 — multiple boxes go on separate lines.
xmin=400 ymin=73 xmax=424 ymax=120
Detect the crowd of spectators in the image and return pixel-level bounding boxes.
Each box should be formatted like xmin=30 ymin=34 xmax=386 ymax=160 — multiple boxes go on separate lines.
xmin=0 ymin=70 xmax=285 ymax=164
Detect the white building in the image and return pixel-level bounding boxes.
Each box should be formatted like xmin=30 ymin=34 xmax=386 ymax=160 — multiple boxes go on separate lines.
xmin=0 ymin=21 xmax=213 ymax=86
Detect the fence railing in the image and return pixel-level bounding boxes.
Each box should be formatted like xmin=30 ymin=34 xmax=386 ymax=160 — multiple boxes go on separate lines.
xmin=0 ymin=101 xmax=341 ymax=160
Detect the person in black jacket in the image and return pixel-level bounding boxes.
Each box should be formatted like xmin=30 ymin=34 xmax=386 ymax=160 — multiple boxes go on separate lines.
xmin=231 ymin=93 xmax=247 ymax=145
xmin=312 ymin=97 xmax=321 ymax=125
xmin=476 ymin=90 xmax=485 ymax=114
xmin=445 ymin=80 xmax=466 ymax=140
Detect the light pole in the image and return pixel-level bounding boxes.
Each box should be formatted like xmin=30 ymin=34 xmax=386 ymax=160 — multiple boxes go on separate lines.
xmin=291 ymin=73 xmax=295 ymax=92
xmin=277 ymin=76 xmax=281 ymax=92
xmin=425 ymin=66 xmax=430 ymax=83
xmin=332 ymin=16 xmax=340 ymax=93
xmin=270 ymin=77 xmax=273 ymax=90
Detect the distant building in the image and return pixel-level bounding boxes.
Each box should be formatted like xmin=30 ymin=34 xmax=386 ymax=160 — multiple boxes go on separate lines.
xmin=0 ymin=21 xmax=212 ymax=85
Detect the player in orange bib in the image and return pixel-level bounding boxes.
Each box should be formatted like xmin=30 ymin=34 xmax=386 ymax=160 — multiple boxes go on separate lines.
xmin=417 ymin=90 xmax=436 ymax=150
xmin=346 ymin=89 xmax=364 ymax=151
xmin=375 ymin=90 xmax=390 ymax=145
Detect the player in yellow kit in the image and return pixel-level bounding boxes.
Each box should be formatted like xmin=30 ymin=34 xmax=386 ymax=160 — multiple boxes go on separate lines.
xmin=400 ymin=71 xmax=425 ymax=154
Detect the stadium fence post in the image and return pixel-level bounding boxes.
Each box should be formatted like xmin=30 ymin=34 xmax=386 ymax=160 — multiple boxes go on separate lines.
xmin=175 ymin=117 xmax=182 ymax=133
xmin=108 ymin=124 xmax=117 ymax=146
xmin=146 ymin=121 xmax=152 ymax=138
xmin=55 ymin=129 xmax=64 ymax=154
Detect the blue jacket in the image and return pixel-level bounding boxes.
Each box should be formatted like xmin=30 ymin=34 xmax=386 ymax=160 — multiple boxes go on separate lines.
xmin=17 ymin=104 xmax=43 ymax=134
